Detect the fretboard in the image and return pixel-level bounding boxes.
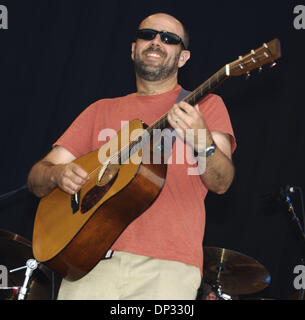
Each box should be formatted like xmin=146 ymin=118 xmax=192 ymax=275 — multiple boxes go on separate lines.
xmin=147 ymin=65 xmax=228 ymax=134
xmin=116 ymin=65 xmax=229 ymax=164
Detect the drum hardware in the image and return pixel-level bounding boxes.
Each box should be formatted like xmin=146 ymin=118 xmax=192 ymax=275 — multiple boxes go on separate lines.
xmin=203 ymin=247 xmax=271 ymax=298
xmin=0 ymin=229 xmax=58 ymax=300
xmin=209 ymin=263 xmax=232 ymax=300
xmin=0 ymin=286 xmax=20 ymax=300
xmin=10 ymin=258 xmax=39 ymax=300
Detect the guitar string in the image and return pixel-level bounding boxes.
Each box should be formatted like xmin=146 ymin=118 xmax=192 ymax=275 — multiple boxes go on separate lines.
xmin=71 ymin=49 xmax=276 ymax=193
xmin=81 ymin=116 xmax=171 ymax=185
xmin=75 ymin=68 xmax=227 ymax=189
xmin=79 ymin=60 xmax=268 ymax=188
xmin=78 ymin=139 xmax=146 ymax=188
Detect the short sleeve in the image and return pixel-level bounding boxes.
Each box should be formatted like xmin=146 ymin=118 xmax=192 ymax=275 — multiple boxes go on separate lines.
xmin=199 ymin=94 xmax=237 ymax=153
xmin=52 ymin=103 xmax=97 ymax=158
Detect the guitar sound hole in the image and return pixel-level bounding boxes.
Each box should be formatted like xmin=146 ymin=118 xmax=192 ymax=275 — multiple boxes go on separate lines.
xmin=81 ymin=169 xmax=119 ymax=214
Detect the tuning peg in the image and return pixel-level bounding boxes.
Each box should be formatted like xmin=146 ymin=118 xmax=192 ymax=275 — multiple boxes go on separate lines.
xmin=258 ymin=66 xmax=263 ymax=73
xmin=270 ymin=61 xmax=277 ymax=68
xmin=245 ymin=71 xmax=251 ymax=80
xmin=238 ymin=56 xmax=244 ymax=70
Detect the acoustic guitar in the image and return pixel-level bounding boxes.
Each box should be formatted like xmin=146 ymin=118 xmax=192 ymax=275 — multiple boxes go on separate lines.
xmin=32 ymin=39 xmax=281 ymax=281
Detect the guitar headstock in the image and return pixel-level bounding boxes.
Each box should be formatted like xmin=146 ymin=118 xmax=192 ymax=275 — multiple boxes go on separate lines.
xmin=229 ymin=39 xmax=281 ymax=77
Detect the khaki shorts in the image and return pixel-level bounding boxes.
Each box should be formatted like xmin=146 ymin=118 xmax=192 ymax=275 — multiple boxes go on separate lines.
xmin=57 ymin=251 xmax=201 ymax=300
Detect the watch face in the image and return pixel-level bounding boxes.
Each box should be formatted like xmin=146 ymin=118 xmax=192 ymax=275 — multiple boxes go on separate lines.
xmin=206 ymin=150 xmax=214 ymax=157
xmin=206 ymin=144 xmax=216 ymax=157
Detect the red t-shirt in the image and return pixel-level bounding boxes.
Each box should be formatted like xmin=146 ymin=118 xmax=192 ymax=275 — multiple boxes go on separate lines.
xmin=54 ymin=85 xmax=236 ymax=273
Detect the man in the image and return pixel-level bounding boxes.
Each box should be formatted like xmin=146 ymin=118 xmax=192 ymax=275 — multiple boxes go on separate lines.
xmin=28 ymin=13 xmax=236 ymax=299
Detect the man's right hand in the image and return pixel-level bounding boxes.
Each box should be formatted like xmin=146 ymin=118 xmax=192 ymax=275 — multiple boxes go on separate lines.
xmin=51 ymin=163 xmax=89 ymax=195
xmin=28 ymin=146 xmax=88 ymax=198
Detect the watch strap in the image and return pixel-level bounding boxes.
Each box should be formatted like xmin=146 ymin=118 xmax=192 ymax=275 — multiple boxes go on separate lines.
xmin=194 ymin=142 xmax=216 ymax=158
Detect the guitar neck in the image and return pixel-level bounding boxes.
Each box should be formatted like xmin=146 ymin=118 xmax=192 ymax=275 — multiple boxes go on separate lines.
xmin=120 ymin=38 xmax=281 ymax=163
xmin=148 ymin=65 xmax=229 ymax=132
xmin=183 ymin=66 xmax=228 ymax=106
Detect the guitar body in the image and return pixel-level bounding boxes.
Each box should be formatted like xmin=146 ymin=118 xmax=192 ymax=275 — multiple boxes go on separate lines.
xmin=32 ymin=119 xmax=167 ymax=281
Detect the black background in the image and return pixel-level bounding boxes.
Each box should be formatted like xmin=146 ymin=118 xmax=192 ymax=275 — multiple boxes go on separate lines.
xmin=0 ymin=0 xmax=304 ymax=300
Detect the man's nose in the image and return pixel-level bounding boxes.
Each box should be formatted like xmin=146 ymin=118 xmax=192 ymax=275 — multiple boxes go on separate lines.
xmin=150 ymin=33 xmax=163 ymax=46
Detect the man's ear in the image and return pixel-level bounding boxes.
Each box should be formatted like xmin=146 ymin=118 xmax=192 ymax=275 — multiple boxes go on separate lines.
xmin=131 ymin=42 xmax=136 ymax=61
xmin=178 ymin=50 xmax=191 ymax=68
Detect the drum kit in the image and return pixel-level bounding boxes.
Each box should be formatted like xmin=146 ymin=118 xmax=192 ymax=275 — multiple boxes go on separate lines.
xmin=202 ymin=246 xmax=272 ymax=300
xmin=0 ymin=228 xmax=271 ymax=300
xmin=200 ymin=186 xmax=305 ymax=300
xmin=0 ymin=228 xmax=302 ymax=300
xmin=0 ymin=229 xmax=61 ymax=300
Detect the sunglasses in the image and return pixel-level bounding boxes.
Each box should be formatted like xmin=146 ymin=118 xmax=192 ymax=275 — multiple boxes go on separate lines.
xmin=136 ymin=29 xmax=186 ymax=49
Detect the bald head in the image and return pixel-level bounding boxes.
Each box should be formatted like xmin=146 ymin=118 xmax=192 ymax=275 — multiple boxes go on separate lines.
xmin=132 ymin=12 xmax=191 ymax=84
xmin=138 ymin=13 xmax=189 ymax=49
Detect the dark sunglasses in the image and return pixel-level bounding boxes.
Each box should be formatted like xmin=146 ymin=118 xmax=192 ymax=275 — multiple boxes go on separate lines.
xmin=136 ymin=29 xmax=186 ymax=49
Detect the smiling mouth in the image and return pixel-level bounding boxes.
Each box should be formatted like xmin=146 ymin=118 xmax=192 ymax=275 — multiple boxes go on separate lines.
xmin=145 ymin=53 xmax=163 ymax=62
xmin=146 ymin=53 xmax=162 ymax=58
xmin=143 ymin=47 xmax=166 ymax=60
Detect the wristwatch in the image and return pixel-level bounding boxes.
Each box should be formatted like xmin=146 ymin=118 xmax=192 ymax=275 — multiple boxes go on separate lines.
xmin=194 ymin=142 xmax=216 ymax=158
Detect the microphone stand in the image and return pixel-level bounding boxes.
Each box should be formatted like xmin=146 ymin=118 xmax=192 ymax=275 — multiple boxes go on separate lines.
xmin=285 ymin=194 xmax=305 ymax=300
xmin=285 ymin=194 xmax=305 ymax=242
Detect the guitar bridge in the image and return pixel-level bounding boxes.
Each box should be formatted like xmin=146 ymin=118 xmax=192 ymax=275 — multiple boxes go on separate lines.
xmin=71 ymin=190 xmax=81 ymax=214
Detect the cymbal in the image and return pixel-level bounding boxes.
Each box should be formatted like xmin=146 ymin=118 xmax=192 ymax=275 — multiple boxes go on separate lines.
xmin=203 ymin=247 xmax=271 ymax=296
xmin=0 ymin=229 xmax=59 ymax=300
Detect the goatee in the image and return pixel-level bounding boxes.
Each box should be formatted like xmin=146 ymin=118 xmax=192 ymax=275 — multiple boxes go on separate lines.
xmin=134 ymin=46 xmax=181 ymax=81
